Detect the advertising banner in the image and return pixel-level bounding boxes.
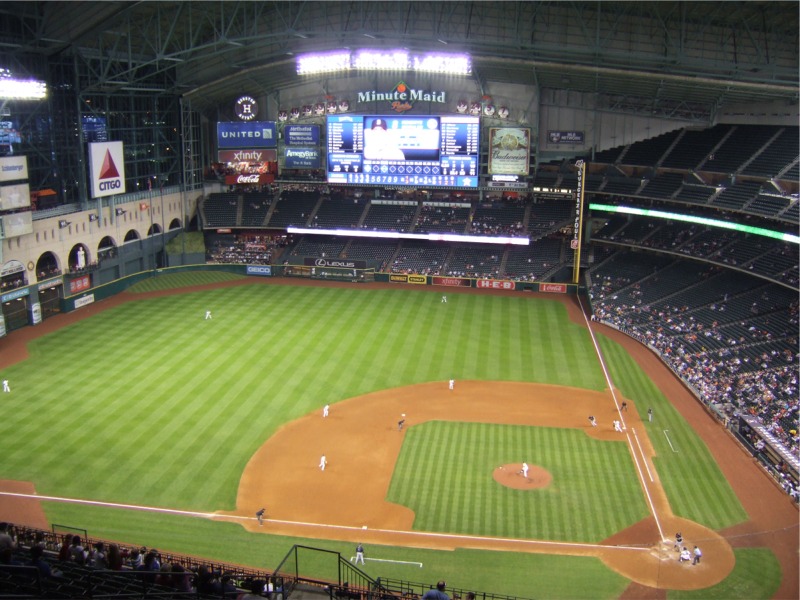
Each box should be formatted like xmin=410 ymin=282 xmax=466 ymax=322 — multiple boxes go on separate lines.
xmin=218 ymin=149 xmax=277 ymax=163
xmin=0 ymin=211 xmax=33 ymax=238
xmin=303 ymin=257 xmax=366 ymax=269
xmin=89 ymin=141 xmax=126 ymax=198
xmin=69 ymin=275 xmax=91 ymax=294
xmin=0 ymin=182 xmax=31 ymax=210
xmin=217 ymin=121 xmax=277 ymax=149
xmin=0 ymin=155 xmax=28 ymax=182
xmin=0 ymin=315 xmax=5 ymax=338
xmin=548 ymin=130 xmax=584 ymax=144
xmin=488 ymin=128 xmax=530 ymax=176
xmin=246 ymin=265 xmax=272 ymax=277
xmin=389 ymin=274 xmax=408 ymax=283
xmin=30 ymin=302 xmax=41 ymax=325
xmin=74 ymin=294 xmax=95 ymax=308
xmin=432 ymin=276 xmax=471 ymax=288
xmin=285 ymin=148 xmax=321 ymax=169
xmin=476 ymin=279 xmax=516 ymax=290
xmin=284 ymin=125 xmax=320 ymax=145
xmin=224 ymin=174 xmax=274 ymax=186
xmin=538 ymin=283 xmax=567 ymax=294
xmin=407 ymin=275 xmax=427 ymax=285
xmin=0 ymin=287 xmax=29 ymax=303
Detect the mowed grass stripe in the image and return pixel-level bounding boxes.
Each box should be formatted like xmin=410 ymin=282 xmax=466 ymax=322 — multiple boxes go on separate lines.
xmin=597 ymin=335 xmax=747 ymax=530
xmin=389 ymin=422 xmax=647 ymax=541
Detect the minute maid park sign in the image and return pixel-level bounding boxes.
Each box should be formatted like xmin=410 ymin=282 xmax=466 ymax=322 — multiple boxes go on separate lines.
xmin=357 ymin=81 xmax=446 ymax=113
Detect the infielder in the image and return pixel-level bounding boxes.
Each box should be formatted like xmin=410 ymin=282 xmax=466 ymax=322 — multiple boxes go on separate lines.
xmin=319 ymin=455 xmax=327 ymax=471
xmin=322 ymin=404 xmax=329 ymax=418
xmin=2 ymin=379 xmax=9 ymax=393
xmin=449 ymin=379 xmax=454 ymax=390
xmin=613 ymin=420 xmax=623 ymax=432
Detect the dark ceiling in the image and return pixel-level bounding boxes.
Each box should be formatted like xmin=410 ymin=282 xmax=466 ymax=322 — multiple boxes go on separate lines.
xmin=0 ymin=1 xmax=797 ymax=121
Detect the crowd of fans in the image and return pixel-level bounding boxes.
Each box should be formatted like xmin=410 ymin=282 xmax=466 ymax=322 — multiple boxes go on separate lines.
xmin=206 ymin=235 xmax=290 ymax=265
xmin=589 ymin=272 xmax=799 ymax=457
xmin=0 ymin=523 xmax=283 ymax=598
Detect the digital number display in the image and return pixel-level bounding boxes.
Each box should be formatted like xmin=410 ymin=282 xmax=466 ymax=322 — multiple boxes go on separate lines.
xmin=326 ymin=114 xmax=480 ymax=187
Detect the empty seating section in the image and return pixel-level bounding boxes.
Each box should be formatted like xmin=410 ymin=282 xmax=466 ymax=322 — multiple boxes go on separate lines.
xmin=593 ymin=214 xmax=627 ymax=239
xmin=415 ymin=204 xmax=470 ymax=234
xmin=504 ymin=238 xmax=563 ymax=280
xmin=620 ymin=129 xmax=682 ymax=167
xmin=585 ymin=174 xmax=604 ymax=191
xmin=390 ymin=241 xmax=449 ymax=275
xmin=610 ymin=218 xmax=659 ymax=244
xmin=747 ymin=193 xmax=794 ymax=220
xmin=312 ymin=197 xmax=366 ymax=228
xmin=532 ymin=170 xmax=559 ymax=188
xmin=638 ymin=173 xmax=684 ymax=199
xmin=703 ymin=125 xmax=779 ymax=174
xmin=782 ymin=200 xmax=799 ymax=223
xmin=673 ymin=184 xmax=716 ymax=206
xmin=470 ymin=202 xmax=526 ymax=237
xmin=240 ymin=193 xmax=272 ymax=227
xmin=710 ymin=181 xmax=761 ymax=211
xmin=343 ymin=240 xmax=398 ymax=271
xmin=602 ymin=177 xmax=642 ymax=195
xmin=589 ymin=250 xmax=797 ymax=452
xmin=361 ymin=203 xmax=416 ymax=231
xmin=660 ymin=125 xmax=730 ymax=170
xmin=741 ymin=127 xmax=799 ymax=179
xmin=288 ymin=236 xmax=347 ymax=259
xmin=268 ymin=190 xmax=321 ymax=228
xmin=639 ymin=221 xmax=700 ymax=251
xmin=202 ymin=193 xmax=239 ymax=227
xmin=528 ymin=201 xmax=571 ymax=238
xmin=592 ymin=145 xmax=625 ymax=164
xmin=445 ymin=244 xmax=502 ymax=278
xmin=781 ymin=161 xmax=800 ymax=182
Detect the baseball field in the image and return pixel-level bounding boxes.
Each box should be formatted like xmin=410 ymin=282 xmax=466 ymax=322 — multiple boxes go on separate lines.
xmin=0 ymin=272 xmax=796 ymax=598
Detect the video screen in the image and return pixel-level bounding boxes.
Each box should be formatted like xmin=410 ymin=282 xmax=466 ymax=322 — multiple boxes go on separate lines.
xmin=326 ymin=114 xmax=479 ymax=187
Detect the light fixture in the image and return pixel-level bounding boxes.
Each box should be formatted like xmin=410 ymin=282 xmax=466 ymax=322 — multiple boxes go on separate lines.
xmin=58 ymin=220 xmax=71 ymax=229
xmin=0 ymin=69 xmax=47 ymax=100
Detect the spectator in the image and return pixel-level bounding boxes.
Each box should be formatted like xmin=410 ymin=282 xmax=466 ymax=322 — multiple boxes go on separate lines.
xmin=68 ymin=535 xmax=85 ymax=565
xmin=107 ymin=543 xmax=123 ymax=570
xmin=423 ymin=580 xmax=450 ymax=600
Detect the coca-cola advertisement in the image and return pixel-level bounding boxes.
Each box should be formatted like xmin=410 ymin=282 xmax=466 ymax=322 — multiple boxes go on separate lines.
xmin=224 ymin=173 xmax=275 ymax=185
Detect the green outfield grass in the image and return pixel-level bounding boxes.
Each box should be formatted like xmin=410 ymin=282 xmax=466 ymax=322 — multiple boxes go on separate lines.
xmin=389 ymin=422 xmax=649 ymax=541
xmin=0 ymin=272 xmax=768 ymax=597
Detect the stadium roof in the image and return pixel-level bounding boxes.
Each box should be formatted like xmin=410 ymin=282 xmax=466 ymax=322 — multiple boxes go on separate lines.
xmin=0 ymin=1 xmax=797 ymax=120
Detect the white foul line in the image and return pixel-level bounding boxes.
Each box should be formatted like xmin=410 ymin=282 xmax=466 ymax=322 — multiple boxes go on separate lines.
xmin=351 ymin=557 xmax=422 ymax=567
xmin=664 ymin=430 xmax=679 ymax=453
xmin=631 ymin=428 xmax=655 ymax=482
xmin=577 ymin=297 xmax=666 ymax=543
xmin=0 ymin=491 xmax=649 ymax=553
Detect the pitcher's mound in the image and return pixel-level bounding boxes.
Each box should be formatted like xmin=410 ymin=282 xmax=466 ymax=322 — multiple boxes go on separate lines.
xmin=493 ymin=464 xmax=552 ymax=490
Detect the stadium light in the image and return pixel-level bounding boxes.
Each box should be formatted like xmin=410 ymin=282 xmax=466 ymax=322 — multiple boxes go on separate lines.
xmin=287 ymin=226 xmax=528 ymax=246
xmin=0 ymin=69 xmax=47 ymax=100
xmin=590 ymin=203 xmax=800 ymax=245
xmin=297 ymin=50 xmax=471 ymax=76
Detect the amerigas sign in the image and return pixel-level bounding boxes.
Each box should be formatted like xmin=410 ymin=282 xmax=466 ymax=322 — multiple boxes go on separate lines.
xmin=89 ymin=141 xmax=126 ymax=199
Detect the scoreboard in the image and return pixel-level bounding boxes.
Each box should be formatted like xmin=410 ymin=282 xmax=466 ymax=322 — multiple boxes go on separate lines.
xmin=326 ymin=114 xmax=480 ymax=188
